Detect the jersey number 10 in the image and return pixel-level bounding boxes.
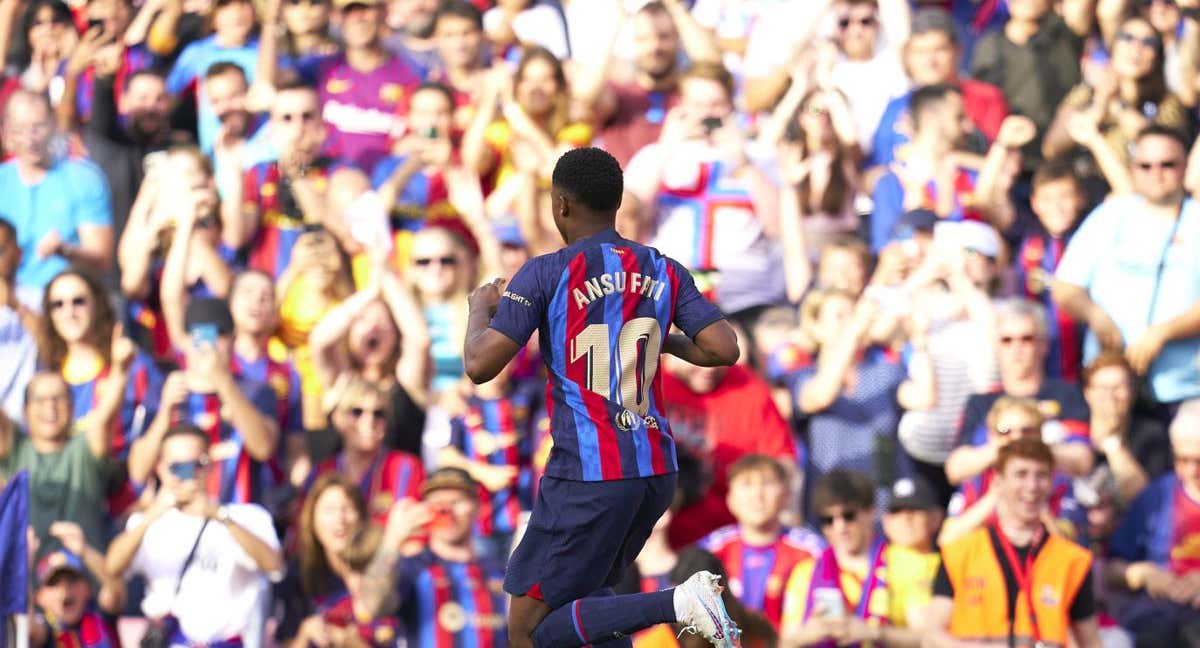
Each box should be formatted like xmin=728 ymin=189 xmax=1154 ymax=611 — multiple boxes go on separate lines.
xmin=570 ymin=317 xmax=663 ymax=418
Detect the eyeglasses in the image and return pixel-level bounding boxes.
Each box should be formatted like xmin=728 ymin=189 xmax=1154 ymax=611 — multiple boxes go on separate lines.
xmin=998 ymin=333 xmax=1037 ymax=346
xmin=1116 ymin=31 xmax=1160 ymax=49
xmin=168 ymin=457 xmax=210 ymax=480
xmin=276 ymin=111 xmax=318 ymax=124
xmin=49 ymin=296 xmax=88 ymax=311
xmin=195 ymin=215 xmax=219 ymax=230
xmin=997 ymin=424 xmax=1040 ymax=437
xmin=819 ymin=509 xmax=859 ymax=527
xmin=837 ymin=15 xmax=876 ymax=29
xmin=1144 ymin=0 xmax=1175 ymax=6
xmin=413 ymin=256 xmax=458 ymax=268
xmin=1133 ymin=159 xmax=1180 ymax=172
xmin=348 ymin=407 xmax=387 ymax=422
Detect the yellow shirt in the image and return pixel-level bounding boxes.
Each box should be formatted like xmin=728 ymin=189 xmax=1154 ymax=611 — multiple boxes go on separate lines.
xmin=781 ymin=545 xmax=940 ymax=629
xmin=483 ymin=120 xmax=593 ymax=190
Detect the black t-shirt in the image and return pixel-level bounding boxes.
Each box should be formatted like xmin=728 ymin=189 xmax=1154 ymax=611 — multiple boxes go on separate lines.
xmin=933 ymin=527 xmax=1095 ymax=642
xmin=955 ymin=379 xmax=1090 ymax=448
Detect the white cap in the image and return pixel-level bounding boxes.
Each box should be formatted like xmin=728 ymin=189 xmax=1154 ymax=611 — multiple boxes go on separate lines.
xmin=951 ymin=220 xmax=1002 ymax=258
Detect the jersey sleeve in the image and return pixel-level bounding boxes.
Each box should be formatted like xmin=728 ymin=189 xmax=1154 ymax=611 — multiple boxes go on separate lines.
xmin=668 ymin=258 xmax=723 ymax=338
xmin=489 ymin=257 xmax=548 ymax=346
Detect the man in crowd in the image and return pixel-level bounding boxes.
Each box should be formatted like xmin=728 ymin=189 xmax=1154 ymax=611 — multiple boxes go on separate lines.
xmin=1054 ymin=126 xmax=1200 ymax=414
xmin=660 ymin=354 xmax=798 ymax=547
xmin=882 ymin=476 xmax=944 ymax=556
xmin=357 ymin=467 xmax=508 ymax=645
xmin=700 ymin=455 xmax=823 ymax=629
xmin=870 ymin=8 xmax=1009 ymax=168
xmin=107 ymin=423 xmax=283 ymax=647
xmin=383 ymin=0 xmax=439 ymax=78
xmin=625 ymin=62 xmax=783 ymax=319
xmin=952 ymin=299 xmax=1093 ymax=479
xmin=30 ymin=544 xmax=122 ymax=647
xmin=926 ymin=438 xmax=1101 ymax=647
xmin=429 ymin=1 xmax=488 ymax=130
xmin=779 ymin=469 xmax=926 ymax=647
xmin=0 ymin=91 xmax=113 ymax=308
xmin=1104 ymin=400 xmax=1200 ymax=645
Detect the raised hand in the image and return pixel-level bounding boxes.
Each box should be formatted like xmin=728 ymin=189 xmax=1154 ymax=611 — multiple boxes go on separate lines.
xmin=995 ymin=115 xmax=1037 ymax=150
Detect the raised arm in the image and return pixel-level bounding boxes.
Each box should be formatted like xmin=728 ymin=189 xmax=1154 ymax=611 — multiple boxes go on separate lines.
xmin=1052 ymin=280 xmax=1125 ymax=352
xmin=798 ymin=300 xmax=874 ymax=414
xmin=198 ymin=344 xmax=280 ymax=461
xmin=463 ymin=279 xmax=524 ymax=384
xmin=662 ymin=0 xmax=721 ymax=64
xmin=160 ymin=203 xmax=200 ymax=352
xmin=307 ymin=283 xmax=383 ymax=388
xmin=380 ymin=269 xmax=431 ymax=406
xmin=123 ymin=0 xmax=164 ymax=47
xmin=778 ymin=158 xmax=812 ymax=303
xmin=461 ymin=68 xmax=505 ymax=177
xmin=360 ymin=498 xmax=432 ymax=617
xmin=82 ymin=329 xmax=138 ymax=459
xmin=118 ymin=174 xmax=165 ymax=300
xmin=147 ymin=0 xmax=184 ymax=56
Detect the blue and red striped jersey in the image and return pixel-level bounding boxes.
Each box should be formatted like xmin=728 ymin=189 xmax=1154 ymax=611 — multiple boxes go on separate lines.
xmin=700 ymin=525 xmax=825 ymax=628
xmin=398 ymin=549 xmax=508 ymax=648
xmin=489 ymin=229 xmax=724 ymax=482
xmin=310 ymin=449 xmax=425 ymax=526
xmin=449 ymin=385 xmax=539 ymax=537
xmin=66 ymin=350 xmax=163 ymax=462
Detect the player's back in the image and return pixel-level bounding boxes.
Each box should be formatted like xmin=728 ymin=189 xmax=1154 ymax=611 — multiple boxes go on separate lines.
xmin=490 ymin=229 xmax=723 ymax=483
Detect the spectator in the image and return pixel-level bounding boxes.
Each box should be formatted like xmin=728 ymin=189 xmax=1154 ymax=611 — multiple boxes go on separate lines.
xmin=308 ymin=263 xmax=429 ymax=451
xmin=382 ymin=0 xmax=438 ymax=77
xmin=779 ymin=469 xmax=929 ymax=647
xmin=0 ymin=217 xmax=36 ymax=425
xmin=952 ymin=298 xmax=1093 ymax=478
xmin=578 ymin=1 xmax=720 ymax=167
xmin=769 ymin=85 xmax=862 ymax=289
xmin=700 ymin=455 xmax=824 ymax=629
xmin=1103 ymin=399 xmax=1200 ymax=645
xmin=0 ymin=369 xmax=126 ymax=552
xmin=11 ymin=0 xmax=76 ymax=98
xmin=926 ymin=438 xmax=1101 ymax=648
xmin=625 ymin=62 xmax=783 ymax=316
xmin=941 ymin=397 xmax=1087 ymax=546
xmin=274 ymin=472 xmax=367 ymax=645
xmin=775 ymin=288 xmax=934 ymax=513
xmin=427 ymin=1 xmax=487 ymax=131
xmin=29 ymin=544 xmax=122 ymax=647
xmin=812 ymin=234 xmax=870 ymax=297
xmin=359 ymin=468 xmax=509 ymax=645
xmin=1 ymin=90 xmax=113 ymax=308
xmin=1045 ymin=16 xmax=1189 ymax=164
xmin=165 ymin=0 xmax=260 ymax=153
xmin=408 ymin=224 xmax=477 ymax=394
xmin=1054 ymin=126 xmax=1200 ymax=413
xmin=58 ymin=0 xmax=156 ymax=128
xmin=870 ymin=84 xmax=983 ymax=252
xmin=309 ymin=375 xmax=424 ymax=526
xmin=106 ymin=423 xmax=284 ymax=647
xmin=968 ymin=0 xmax=1092 ymax=162
xmin=74 ymin=65 xmax=175 ymax=241
xmin=463 ymin=46 xmax=592 ymax=196
xmin=39 ymin=267 xmax=163 ymax=464
xmin=1082 ymin=353 xmax=1154 ymax=501
xmin=869 ymin=8 xmax=1009 ymax=168
xmin=205 ymin=62 xmax=271 ymax=197
xmin=659 ymin=355 xmax=798 ymax=547
xmin=882 ymin=476 xmax=943 ymax=556
xmin=126 ymin=297 xmax=279 ymax=503
xmin=268 ymin=0 xmax=336 ymax=70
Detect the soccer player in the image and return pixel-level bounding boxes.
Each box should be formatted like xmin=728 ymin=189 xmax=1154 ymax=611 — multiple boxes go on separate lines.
xmin=461 ymin=146 xmax=743 ymax=648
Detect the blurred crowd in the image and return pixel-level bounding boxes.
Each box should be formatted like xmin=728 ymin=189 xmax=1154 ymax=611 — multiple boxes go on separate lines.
xmin=1 ymin=0 xmax=1200 ymax=646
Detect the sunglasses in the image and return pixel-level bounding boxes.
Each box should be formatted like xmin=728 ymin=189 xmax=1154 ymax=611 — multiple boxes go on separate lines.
xmin=49 ymin=296 xmax=88 ymax=311
xmin=348 ymin=407 xmax=387 ymax=422
xmin=413 ymin=256 xmax=458 ymax=268
xmin=998 ymin=333 xmax=1037 ymax=346
xmin=1144 ymin=0 xmax=1175 ymax=5
xmin=1134 ymin=159 xmax=1180 ymax=172
xmin=277 ymin=111 xmax=318 ymax=124
xmin=997 ymin=425 xmax=1039 ymax=437
xmin=168 ymin=457 xmax=210 ymax=480
xmin=837 ymin=15 xmax=876 ymax=29
xmin=819 ymin=509 xmax=859 ymax=527
xmin=287 ymin=0 xmax=329 ymax=5
xmin=1116 ymin=31 xmax=1160 ymax=49
xmin=195 ymin=215 xmax=219 ymax=230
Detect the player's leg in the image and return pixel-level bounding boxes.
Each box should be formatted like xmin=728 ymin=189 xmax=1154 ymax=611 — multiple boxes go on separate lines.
xmin=507 ymin=594 xmax=552 ymax=648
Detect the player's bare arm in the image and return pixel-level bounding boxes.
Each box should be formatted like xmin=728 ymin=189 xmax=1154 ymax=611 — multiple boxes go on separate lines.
xmin=464 ymin=277 xmax=523 ymax=384
xmin=664 ymin=320 xmax=740 ymax=367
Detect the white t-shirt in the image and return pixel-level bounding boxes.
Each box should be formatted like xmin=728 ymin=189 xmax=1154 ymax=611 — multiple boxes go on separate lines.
xmin=125 ymin=505 xmax=281 ymax=645
xmin=625 ymin=140 xmax=785 ymax=313
xmin=832 ymin=52 xmax=909 ymax=153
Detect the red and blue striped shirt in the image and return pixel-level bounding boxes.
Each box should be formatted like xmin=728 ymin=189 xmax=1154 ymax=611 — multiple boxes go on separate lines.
xmin=488 ymin=229 xmax=723 ymax=482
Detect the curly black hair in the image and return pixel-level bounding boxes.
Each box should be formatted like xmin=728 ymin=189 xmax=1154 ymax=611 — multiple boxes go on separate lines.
xmin=551 ymin=147 xmax=624 ymax=213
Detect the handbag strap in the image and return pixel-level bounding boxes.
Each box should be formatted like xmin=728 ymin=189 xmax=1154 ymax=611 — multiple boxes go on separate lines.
xmin=173 ymin=518 xmax=210 ymax=598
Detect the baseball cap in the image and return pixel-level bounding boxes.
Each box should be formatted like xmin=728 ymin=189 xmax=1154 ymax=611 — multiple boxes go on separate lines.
xmin=909 ymin=8 xmax=957 ymax=41
xmin=184 ymin=297 xmax=234 ymax=337
xmin=887 ymin=477 xmax=940 ymax=512
xmin=421 ymin=467 xmax=479 ymax=499
xmin=36 ymin=550 xmax=87 ymax=586
xmin=953 ymin=220 xmax=1002 ymax=259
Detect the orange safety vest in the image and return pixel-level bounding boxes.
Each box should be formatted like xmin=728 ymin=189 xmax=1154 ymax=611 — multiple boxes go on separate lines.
xmin=941 ymin=526 xmax=1092 ymax=648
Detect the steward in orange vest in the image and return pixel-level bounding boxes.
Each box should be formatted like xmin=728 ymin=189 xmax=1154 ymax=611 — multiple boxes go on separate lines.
xmin=925 ymin=439 xmax=1101 ymax=648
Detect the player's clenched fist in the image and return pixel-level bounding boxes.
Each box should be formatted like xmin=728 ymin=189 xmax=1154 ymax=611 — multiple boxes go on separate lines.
xmin=467 ymin=278 xmax=507 ymax=316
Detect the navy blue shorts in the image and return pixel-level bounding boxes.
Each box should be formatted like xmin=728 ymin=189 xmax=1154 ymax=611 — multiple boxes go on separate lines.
xmin=504 ymin=473 xmax=677 ymax=609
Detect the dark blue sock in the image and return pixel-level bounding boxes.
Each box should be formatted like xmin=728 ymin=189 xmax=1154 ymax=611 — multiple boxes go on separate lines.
xmin=531 ymin=588 xmax=677 ymax=648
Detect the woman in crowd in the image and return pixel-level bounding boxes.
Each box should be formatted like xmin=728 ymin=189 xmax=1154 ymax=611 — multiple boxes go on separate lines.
xmin=461 ymin=46 xmax=592 ymax=195
xmin=1082 ymin=352 xmax=1154 ymax=499
xmin=9 ymin=0 xmax=76 ymax=98
xmin=308 ymin=374 xmax=424 ymax=526
xmin=39 ymin=268 xmax=163 ymax=464
xmin=309 ymin=261 xmax=429 ymax=453
xmin=406 ymin=224 xmax=477 ymax=396
xmin=275 ymin=472 xmax=366 ymax=646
